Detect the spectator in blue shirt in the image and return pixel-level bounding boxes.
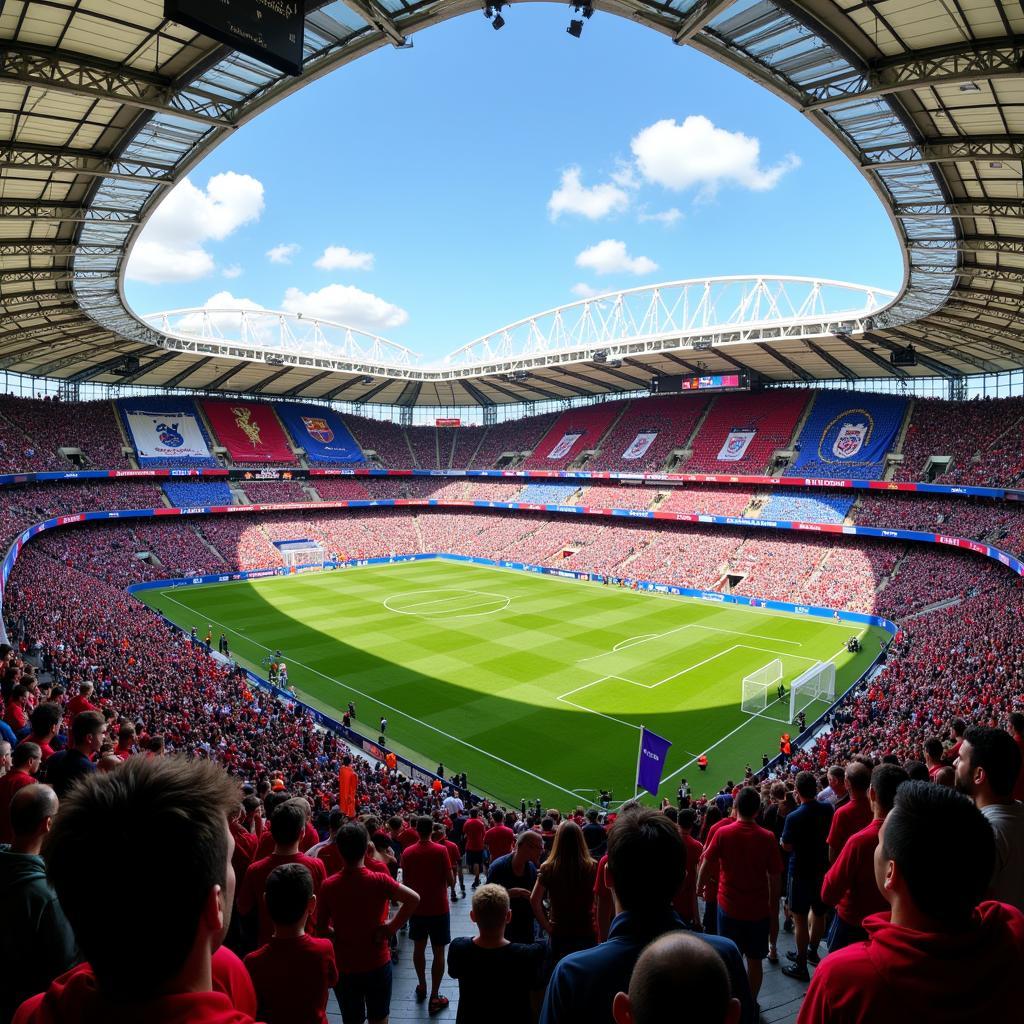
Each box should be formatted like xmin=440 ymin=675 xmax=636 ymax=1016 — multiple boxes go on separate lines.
xmin=539 ymin=806 xmax=754 ymax=1024
xmin=781 ymin=770 xmax=834 ymax=979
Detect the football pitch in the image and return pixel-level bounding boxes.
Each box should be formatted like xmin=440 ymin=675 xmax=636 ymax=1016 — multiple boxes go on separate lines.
xmin=136 ymin=559 xmax=887 ymax=808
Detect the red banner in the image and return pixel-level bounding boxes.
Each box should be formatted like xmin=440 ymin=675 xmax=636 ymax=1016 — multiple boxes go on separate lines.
xmin=436 ymin=418 xmax=461 ymax=427
xmin=201 ymin=401 xmax=293 ymax=462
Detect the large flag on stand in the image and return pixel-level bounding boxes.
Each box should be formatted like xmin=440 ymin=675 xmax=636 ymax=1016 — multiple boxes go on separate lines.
xmin=636 ymin=726 xmax=673 ymax=795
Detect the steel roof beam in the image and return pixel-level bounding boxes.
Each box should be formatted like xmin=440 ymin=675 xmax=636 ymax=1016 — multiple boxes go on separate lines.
xmin=322 ymin=376 xmax=372 ymax=401
xmin=0 ymin=325 xmax=105 ymax=369
xmin=804 ymin=37 xmax=1024 ymax=111
xmin=864 ymin=333 xmax=958 ymax=379
xmin=0 ymin=202 xmax=138 ymax=224
xmin=802 ymin=340 xmax=855 ymax=379
xmin=337 ymin=1 xmax=408 ymax=47
xmin=756 ymin=344 xmax=813 ymax=381
xmin=36 ymin=345 xmax=135 ymax=378
xmin=896 ymin=200 xmax=1024 ymax=219
xmin=0 ymin=240 xmax=122 ymax=257
xmin=0 ymin=43 xmax=237 ymax=128
xmin=285 ymin=370 xmax=333 ymax=396
xmin=672 ymin=0 xmax=738 ymax=44
xmin=114 ymin=351 xmax=181 ymax=385
xmin=163 ymin=356 xmax=213 ymax=389
xmin=0 ymin=289 xmax=71 ymax=308
xmin=354 ymin=380 xmax=396 ymax=404
xmin=863 ymin=135 xmax=1024 ymax=168
xmin=886 ymin=329 xmax=1001 ymax=374
xmin=246 ymin=366 xmax=292 ymax=394
xmin=460 ymin=380 xmax=495 ymax=407
xmin=710 ymin=348 xmax=760 ymax=379
xmin=396 ymin=381 xmax=422 ymax=406
xmin=0 ymin=142 xmax=175 ymax=183
xmin=205 ymin=362 xmax=252 ymax=391
xmin=909 ymin=236 xmax=1024 ymax=255
xmin=835 ymin=334 xmax=906 ymax=377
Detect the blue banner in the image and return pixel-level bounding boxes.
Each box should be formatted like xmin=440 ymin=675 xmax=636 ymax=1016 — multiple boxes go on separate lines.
xmin=637 ymin=727 xmax=673 ymax=795
xmin=275 ymin=403 xmax=364 ymax=463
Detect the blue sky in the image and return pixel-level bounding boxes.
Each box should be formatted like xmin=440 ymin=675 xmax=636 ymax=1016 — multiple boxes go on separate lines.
xmin=125 ymin=6 xmax=902 ymax=361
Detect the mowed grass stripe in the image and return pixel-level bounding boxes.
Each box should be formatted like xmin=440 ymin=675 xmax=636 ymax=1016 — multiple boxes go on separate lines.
xmin=140 ymin=560 xmax=886 ymax=807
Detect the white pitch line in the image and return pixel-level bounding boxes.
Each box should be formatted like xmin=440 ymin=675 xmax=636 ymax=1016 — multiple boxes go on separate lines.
xmin=155 ymin=591 xmax=589 ymax=805
xmin=387 ymin=588 xmax=509 ymax=612
xmin=557 ymin=694 xmax=642 ymax=732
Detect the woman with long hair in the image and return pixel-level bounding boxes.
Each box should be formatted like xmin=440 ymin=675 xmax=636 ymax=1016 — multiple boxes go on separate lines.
xmin=529 ymin=820 xmax=597 ymax=971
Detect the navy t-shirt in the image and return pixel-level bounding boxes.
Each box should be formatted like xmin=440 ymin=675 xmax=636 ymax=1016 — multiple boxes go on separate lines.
xmin=781 ymin=799 xmax=834 ymax=878
xmin=486 ymin=853 xmax=539 ymax=943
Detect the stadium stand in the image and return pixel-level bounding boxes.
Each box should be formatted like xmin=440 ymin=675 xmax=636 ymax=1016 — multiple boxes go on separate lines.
xmin=586 ymin=395 xmax=709 ymax=472
xmin=684 ymin=390 xmax=809 ymax=473
xmin=760 ymin=489 xmax=855 ymax=524
xmin=579 ymin=484 xmax=660 ymax=510
xmin=659 ymin=484 xmax=753 ymax=517
xmin=162 ymin=480 xmax=234 ymax=508
xmin=0 ymin=396 xmax=128 ymax=470
xmin=201 ymin=400 xmax=294 ymax=464
xmin=340 ymin=413 xmax=410 ymax=466
xmin=307 ymin=477 xmax=372 ymax=501
xmin=446 ymin=425 xmax=486 ymax=468
xmin=522 ymin=402 xmax=625 ymax=469
xmin=467 ymin=412 xmax=558 ymax=468
xmin=235 ymin=480 xmax=313 ymax=504
xmin=405 ymin=425 xmax=440 ymax=469
xmin=517 ymin=482 xmax=581 ymax=504
xmin=117 ymin=396 xmax=219 ymax=469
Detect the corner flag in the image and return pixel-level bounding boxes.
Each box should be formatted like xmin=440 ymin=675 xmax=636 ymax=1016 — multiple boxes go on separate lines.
xmin=636 ymin=726 xmax=673 ymax=795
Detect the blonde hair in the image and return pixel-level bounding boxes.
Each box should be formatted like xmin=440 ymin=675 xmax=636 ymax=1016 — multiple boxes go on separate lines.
xmin=472 ymin=883 xmax=510 ymax=930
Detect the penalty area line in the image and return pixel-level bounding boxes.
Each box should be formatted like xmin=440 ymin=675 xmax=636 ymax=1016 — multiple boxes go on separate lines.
xmin=155 ymin=591 xmax=589 ymax=806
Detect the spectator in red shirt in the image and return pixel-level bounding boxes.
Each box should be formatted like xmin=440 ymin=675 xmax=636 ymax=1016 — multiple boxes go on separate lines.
xmin=462 ymin=807 xmax=486 ymax=888
xmin=23 ymin=704 xmax=61 ymax=762
xmin=484 ymin=809 xmax=515 ymax=862
xmin=799 ymin=781 xmax=1024 ymax=1024
xmin=64 ymin=681 xmax=96 ymax=723
xmin=1010 ymin=712 xmax=1024 ymax=802
xmin=255 ymin=796 xmax=318 ymax=858
xmin=611 ymin=931 xmax=741 ymax=1024
xmin=401 ymin=815 xmax=455 ymax=1015
xmin=821 ymin=763 xmax=908 ymax=952
xmin=244 ymin=863 xmax=338 ymax=1024
xmin=238 ymin=799 xmax=327 ymax=947
xmin=0 ymin=742 xmax=41 ymax=845
xmin=4 ymin=684 xmax=29 ymax=732
xmin=697 ymin=787 xmax=782 ymax=1000
xmin=316 ymin=822 xmax=418 ymax=1024
xmin=923 ymin=737 xmax=945 ymax=781
xmin=827 ymin=761 xmax=873 ymax=862
xmin=674 ymin=808 xmax=703 ymax=929
xmin=13 ymin=756 xmax=256 ymax=1024
xmin=432 ymin=822 xmax=463 ymax=903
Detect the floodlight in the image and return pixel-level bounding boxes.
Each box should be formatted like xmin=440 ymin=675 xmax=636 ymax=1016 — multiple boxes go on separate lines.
xmin=493 ymin=13 xmax=505 ymax=28
xmin=567 ymin=18 xmax=583 ymax=37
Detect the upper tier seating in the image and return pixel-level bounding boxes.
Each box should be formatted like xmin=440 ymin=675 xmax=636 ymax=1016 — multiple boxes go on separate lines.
xmin=162 ymin=481 xmax=234 ymax=507
xmin=0 ymin=396 xmax=129 ymax=470
xmin=117 ymin=396 xmax=218 ymax=468
xmin=341 ymin=414 xmax=409 ymax=466
xmin=586 ymin=395 xmax=709 ymax=472
xmin=522 ymin=402 xmax=625 ymax=469
xmin=759 ymin=489 xmax=855 ymax=524
xmin=468 ymin=413 xmax=558 ymax=468
xmin=201 ymin=400 xmax=294 ymax=464
xmin=684 ymin=390 xmax=809 ymax=474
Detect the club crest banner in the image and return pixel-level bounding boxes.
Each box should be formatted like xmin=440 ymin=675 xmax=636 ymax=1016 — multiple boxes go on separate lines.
xmin=548 ymin=432 xmax=582 ymax=460
xmin=717 ymin=430 xmax=756 ymax=461
xmin=201 ymin=400 xmax=293 ymax=462
xmin=275 ymin=403 xmax=364 ymax=463
xmin=124 ymin=411 xmax=212 ymax=460
xmin=622 ymin=432 xmax=658 ymax=460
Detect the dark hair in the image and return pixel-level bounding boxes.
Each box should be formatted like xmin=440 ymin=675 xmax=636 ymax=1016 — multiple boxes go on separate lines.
xmin=29 ymin=702 xmax=61 ymax=737
xmin=492 ymin=809 xmax=504 ymax=825
xmin=881 ymin=781 xmax=994 ymax=926
xmin=607 ymin=808 xmax=684 ymax=912
xmin=870 ymin=764 xmax=909 ymax=813
xmin=1010 ymin=712 xmax=1024 ymax=736
xmin=12 ymin=742 xmax=41 ymax=768
xmin=903 ymin=760 xmax=930 ymax=782
xmin=263 ymin=791 xmax=289 ymax=819
xmin=336 ymin=822 xmax=370 ymax=864
xmin=677 ymin=809 xmax=697 ymax=831
xmin=71 ymin=710 xmax=106 ymax=746
xmin=10 ymin=783 xmax=58 ymax=838
xmin=269 ymin=798 xmax=307 ymax=845
xmin=264 ymin=863 xmax=314 ymax=926
xmin=540 ymin=821 xmax=595 ymax=893
xmin=951 ymin=719 xmax=967 ymax=737
xmin=923 ymin=737 xmax=944 ymax=761
xmin=735 ymin=787 xmax=761 ymax=819
xmin=415 ymin=815 xmax=433 ymax=839
xmin=328 ymin=809 xmax=345 ymax=832
xmin=962 ymin=726 xmax=1022 ymax=799
xmin=44 ymin=756 xmax=238 ymax=996
xmin=795 ymin=771 xmax=817 ymax=800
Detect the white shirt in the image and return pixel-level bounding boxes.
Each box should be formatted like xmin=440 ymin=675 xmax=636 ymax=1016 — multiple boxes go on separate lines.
xmin=442 ymin=795 xmax=464 ymax=816
xmin=982 ymin=801 xmax=1024 ymax=911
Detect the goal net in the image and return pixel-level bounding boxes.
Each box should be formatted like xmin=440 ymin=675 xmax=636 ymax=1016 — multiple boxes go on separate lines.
xmin=741 ymin=659 xmax=784 ymax=718
xmin=279 ymin=540 xmax=326 ymax=572
xmin=790 ymin=661 xmax=836 ymax=722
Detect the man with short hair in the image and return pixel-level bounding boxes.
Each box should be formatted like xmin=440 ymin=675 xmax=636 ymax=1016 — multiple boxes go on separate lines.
xmin=0 ymin=743 xmax=41 ymax=845
xmin=316 ymin=822 xmax=419 ymax=1024
xmin=462 ymin=807 xmax=486 ymax=889
xmin=487 ymin=828 xmax=544 ymax=943
xmin=821 ymin=763 xmax=908 ymax=951
xmin=483 ymin=809 xmax=515 ymax=862
xmin=827 ymin=762 xmax=873 ymax=862
xmin=13 ymin=756 xmax=255 ymax=1023
xmin=673 ymin=808 xmax=703 ymax=929
xmin=401 ymin=815 xmax=454 ymax=1014
xmin=43 ymin=711 xmax=105 ymax=798
xmin=923 ymin=737 xmax=945 ymax=780
xmin=780 ymin=771 xmax=833 ymax=979
xmin=540 ymin=807 xmax=754 ymax=1024
xmin=65 ymin=682 xmax=96 ymax=722
xmin=798 ymin=781 xmax=1024 ymax=1023
xmin=1009 ymin=712 xmax=1024 ymax=802
xmin=611 ymin=932 xmax=741 ymax=1024
xmin=817 ymin=766 xmax=847 ymax=807
xmin=582 ymin=808 xmax=607 ymax=857
xmin=954 ymin=725 xmax=1024 ymax=909
xmin=697 ymin=787 xmax=782 ymax=1000
xmin=0 ymin=784 xmax=77 ymax=1021
xmin=21 ymin=704 xmax=60 ymax=762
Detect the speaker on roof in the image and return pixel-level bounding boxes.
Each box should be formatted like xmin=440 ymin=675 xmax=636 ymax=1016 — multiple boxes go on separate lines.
xmin=890 ymin=344 xmax=918 ymax=368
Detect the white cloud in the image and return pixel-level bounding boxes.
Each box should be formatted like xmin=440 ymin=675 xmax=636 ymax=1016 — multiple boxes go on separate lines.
xmin=281 ymin=284 xmax=409 ymax=331
xmin=266 ymin=243 xmax=299 ymax=264
xmin=575 ymin=239 xmax=657 ymax=277
xmin=571 ymin=282 xmax=602 ymax=299
xmin=631 ymin=116 xmax=800 ymax=198
xmin=314 ymin=245 xmax=375 ymax=271
xmin=126 ymin=172 xmax=264 ymax=284
xmin=222 ymin=264 xmax=243 ymax=279
xmin=548 ymin=167 xmax=631 ymax=221
xmin=638 ymin=207 xmax=683 ymax=227
xmin=610 ymin=163 xmax=640 ymax=190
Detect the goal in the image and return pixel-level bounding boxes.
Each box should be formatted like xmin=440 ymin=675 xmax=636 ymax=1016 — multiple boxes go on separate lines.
xmin=279 ymin=540 xmax=326 ymax=572
xmin=741 ymin=659 xmax=785 ymax=719
xmin=789 ymin=661 xmax=836 ymax=722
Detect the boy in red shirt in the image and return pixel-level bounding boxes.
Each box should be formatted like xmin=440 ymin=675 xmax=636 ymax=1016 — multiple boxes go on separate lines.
xmin=432 ymin=822 xmax=464 ymax=903
xmin=826 ymin=762 xmax=873 ymax=862
xmin=244 ymin=863 xmax=337 ymax=1024
xmin=697 ymin=787 xmax=782 ymax=1000
xmin=401 ymin=816 xmax=455 ymax=1014
xmin=316 ymin=822 xmax=419 ymax=1024
xmin=800 ymin=781 xmax=1024 ymax=1024
xmin=14 ymin=757 xmax=257 ymax=1024
xmin=483 ymin=809 xmax=515 ymax=862
xmin=238 ymin=799 xmax=327 ymax=946
xmin=462 ymin=807 xmax=486 ymax=888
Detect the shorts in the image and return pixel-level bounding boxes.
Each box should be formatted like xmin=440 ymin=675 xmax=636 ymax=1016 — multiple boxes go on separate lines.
xmin=826 ymin=913 xmax=867 ymax=953
xmin=717 ymin=909 xmax=769 ymax=960
xmin=787 ymin=874 xmax=828 ymax=917
xmin=336 ymin=963 xmax=392 ymax=1024
xmin=408 ymin=913 xmax=451 ymax=947
xmin=466 ymin=848 xmax=484 ymax=867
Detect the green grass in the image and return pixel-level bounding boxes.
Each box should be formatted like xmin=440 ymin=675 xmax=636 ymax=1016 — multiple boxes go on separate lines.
xmin=136 ymin=559 xmax=886 ymax=808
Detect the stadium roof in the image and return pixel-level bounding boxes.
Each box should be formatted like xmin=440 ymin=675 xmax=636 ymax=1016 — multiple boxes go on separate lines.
xmin=0 ymin=0 xmax=1022 ymax=406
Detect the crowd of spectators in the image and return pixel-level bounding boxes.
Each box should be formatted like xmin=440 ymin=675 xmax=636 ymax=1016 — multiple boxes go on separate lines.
xmin=468 ymin=413 xmax=558 ymax=469
xmin=586 ymin=395 xmax=708 ymax=472
xmin=162 ymin=480 xmax=234 ymax=507
xmin=580 ymin=484 xmax=660 ymax=511
xmin=523 ymin=404 xmax=625 ymax=470
xmin=660 ymin=485 xmax=754 ymax=518
xmin=238 ymin=481 xmax=314 ymax=504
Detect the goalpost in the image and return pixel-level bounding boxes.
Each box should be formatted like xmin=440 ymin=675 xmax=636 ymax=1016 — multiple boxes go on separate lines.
xmin=741 ymin=659 xmax=784 ymax=719
xmin=789 ymin=660 xmax=836 ymax=722
xmin=280 ymin=540 xmax=327 ymax=572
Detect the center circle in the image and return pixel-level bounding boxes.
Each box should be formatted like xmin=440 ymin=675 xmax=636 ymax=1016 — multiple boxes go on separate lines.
xmin=383 ymin=588 xmax=511 ymax=619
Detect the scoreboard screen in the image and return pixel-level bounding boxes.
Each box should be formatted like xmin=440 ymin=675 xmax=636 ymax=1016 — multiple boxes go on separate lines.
xmin=164 ymin=1 xmax=305 ymax=76
xmin=650 ymin=373 xmax=750 ymax=394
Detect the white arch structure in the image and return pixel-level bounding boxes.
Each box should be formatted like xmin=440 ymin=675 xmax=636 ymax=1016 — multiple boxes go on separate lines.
xmin=145 ymin=276 xmax=892 ymax=375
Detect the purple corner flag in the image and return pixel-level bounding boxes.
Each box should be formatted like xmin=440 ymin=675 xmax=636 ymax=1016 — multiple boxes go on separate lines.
xmin=637 ymin=727 xmax=673 ymax=795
